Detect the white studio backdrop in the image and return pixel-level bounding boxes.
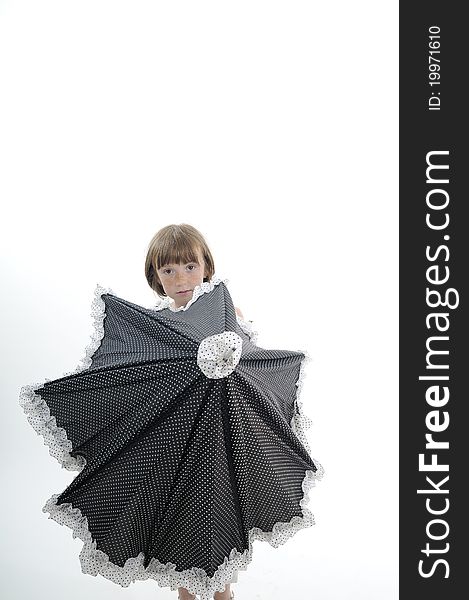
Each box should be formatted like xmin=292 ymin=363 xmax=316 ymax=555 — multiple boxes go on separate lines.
xmin=0 ymin=3 xmax=398 ymax=600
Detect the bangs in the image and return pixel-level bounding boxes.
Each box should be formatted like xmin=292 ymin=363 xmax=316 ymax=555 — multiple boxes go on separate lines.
xmin=156 ymin=238 xmax=201 ymax=269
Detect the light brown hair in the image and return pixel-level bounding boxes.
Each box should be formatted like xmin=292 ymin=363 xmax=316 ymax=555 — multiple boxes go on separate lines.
xmin=144 ymin=223 xmax=215 ymax=297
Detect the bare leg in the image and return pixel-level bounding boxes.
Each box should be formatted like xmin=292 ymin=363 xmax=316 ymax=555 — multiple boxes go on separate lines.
xmin=178 ymin=581 xmax=233 ymax=600
xmin=178 ymin=587 xmax=196 ymax=600
xmin=214 ymin=583 xmax=232 ymax=600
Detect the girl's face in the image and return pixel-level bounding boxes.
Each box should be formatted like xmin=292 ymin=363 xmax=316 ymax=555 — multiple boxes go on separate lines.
xmin=157 ymin=247 xmax=207 ymax=309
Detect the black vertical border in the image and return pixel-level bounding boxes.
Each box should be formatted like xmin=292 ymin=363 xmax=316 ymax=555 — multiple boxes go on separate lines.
xmin=400 ymin=3 xmax=465 ymax=598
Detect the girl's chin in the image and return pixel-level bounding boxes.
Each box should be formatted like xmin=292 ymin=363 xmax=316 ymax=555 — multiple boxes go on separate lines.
xmin=173 ymin=294 xmax=191 ymax=308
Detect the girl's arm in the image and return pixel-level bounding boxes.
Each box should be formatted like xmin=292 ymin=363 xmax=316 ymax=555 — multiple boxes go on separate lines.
xmin=235 ymin=306 xmax=244 ymax=319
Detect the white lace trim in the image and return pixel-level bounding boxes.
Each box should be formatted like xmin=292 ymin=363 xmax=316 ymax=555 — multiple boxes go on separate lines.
xmin=236 ymin=315 xmax=258 ymax=345
xmin=290 ymin=349 xmax=316 ymax=456
xmin=153 ymin=274 xmax=229 ymax=312
xmin=18 ymin=283 xmax=116 ymax=471
xmin=42 ymin=460 xmax=324 ymax=600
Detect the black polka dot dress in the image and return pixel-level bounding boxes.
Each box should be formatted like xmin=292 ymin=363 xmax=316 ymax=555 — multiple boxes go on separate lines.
xmin=19 ymin=275 xmax=324 ymax=600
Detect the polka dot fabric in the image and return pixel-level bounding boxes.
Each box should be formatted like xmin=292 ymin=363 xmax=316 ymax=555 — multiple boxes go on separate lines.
xmin=19 ymin=276 xmax=324 ymax=600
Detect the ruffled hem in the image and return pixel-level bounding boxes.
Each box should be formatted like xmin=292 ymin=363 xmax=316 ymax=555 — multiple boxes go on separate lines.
xmin=235 ymin=315 xmax=259 ymax=345
xmin=18 ymin=283 xmax=115 ymax=471
xmin=42 ymin=461 xmax=324 ymax=600
xmin=290 ymin=349 xmax=315 ymax=456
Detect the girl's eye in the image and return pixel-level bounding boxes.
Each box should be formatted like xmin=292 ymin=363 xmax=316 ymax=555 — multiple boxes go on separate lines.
xmin=162 ymin=269 xmax=172 ymax=275
xmin=187 ymin=265 xmax=196 ymax=271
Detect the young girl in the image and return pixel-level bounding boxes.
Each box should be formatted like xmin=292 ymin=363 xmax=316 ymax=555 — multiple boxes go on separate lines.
xmin=20 ymin=223 xmax=321 ymax=600
xmin=144 ymin=223 xmax=245 ymax=600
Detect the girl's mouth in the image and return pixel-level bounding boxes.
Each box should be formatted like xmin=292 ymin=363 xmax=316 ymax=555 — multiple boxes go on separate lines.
xmin=177 ymin=290 xmax=192 ymax=294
